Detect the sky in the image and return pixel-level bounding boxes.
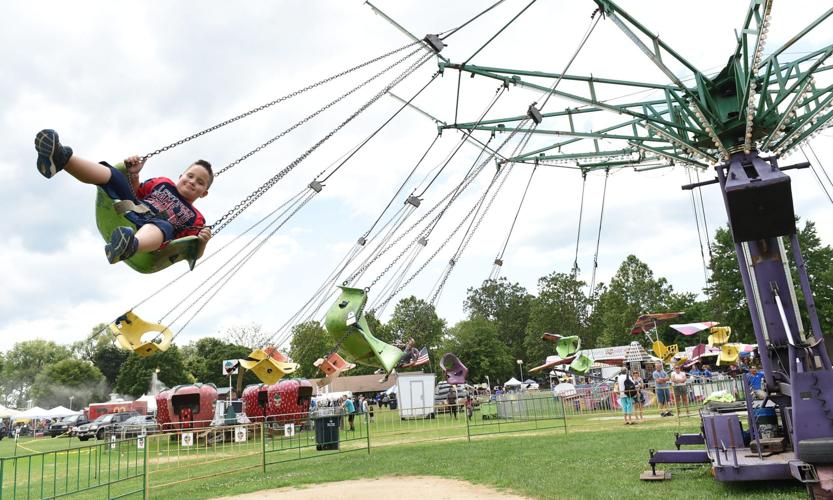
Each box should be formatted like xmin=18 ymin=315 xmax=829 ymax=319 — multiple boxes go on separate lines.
xmin=2 ymin=1 xmax=833 ymax=355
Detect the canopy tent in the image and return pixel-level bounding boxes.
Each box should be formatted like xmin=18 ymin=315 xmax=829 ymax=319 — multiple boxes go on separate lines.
xmin=503 ymin=377 xmax=522 ymax=387
xmin=670 ymin=322 xmax=719 ymax=336
xmin=45 ymin=406 xmax=79 ymax=419
xmin=0 ymin=405 xmax=21 ymax=418
xmin=16 ymin=406 xmax=49 ymax=419
xmin=137 ymin=394 xmax=158 ymax=413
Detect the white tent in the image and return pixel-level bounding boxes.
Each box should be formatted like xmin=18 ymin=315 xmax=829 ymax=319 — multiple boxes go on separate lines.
xmin=16 ymin=406 xmax=49 ymax=419
xmin=0 ymin=405 xmax=21 ymax=418
xmin=137 ymin=394 xmax=158 ymax=413
xmin=45 ymin=406 xmax=79 ymax=419
xmin=503 ymin=377 xmax=522 ymax=387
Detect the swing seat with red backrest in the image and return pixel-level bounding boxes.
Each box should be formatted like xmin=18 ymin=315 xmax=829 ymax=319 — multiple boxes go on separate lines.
xmin=314 ymin=353 xmax=356 ymax=386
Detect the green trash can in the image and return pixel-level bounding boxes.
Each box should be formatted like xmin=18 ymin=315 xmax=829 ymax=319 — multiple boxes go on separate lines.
xmin=314 ymin=415 xmax=340 ymax=451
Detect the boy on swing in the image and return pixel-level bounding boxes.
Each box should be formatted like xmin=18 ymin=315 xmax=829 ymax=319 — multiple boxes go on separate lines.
xmin=34 ymin=129 xmax=213 ymax=264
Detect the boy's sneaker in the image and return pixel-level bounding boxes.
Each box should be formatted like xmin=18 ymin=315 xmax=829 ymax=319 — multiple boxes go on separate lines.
xmin=105 ymin=227 xmax=138 ymax=264
xmin=35 ymin=129 xmax=73 ymax=179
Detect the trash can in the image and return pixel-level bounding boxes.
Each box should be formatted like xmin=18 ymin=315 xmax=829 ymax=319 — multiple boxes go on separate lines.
xmin=314 ymin=415 xmax=340 ymax=451
xmin=389 ymin=399 xmax=398 ymax=410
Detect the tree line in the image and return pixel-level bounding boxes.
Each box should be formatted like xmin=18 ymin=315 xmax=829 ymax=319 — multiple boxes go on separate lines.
xmin=3 ymin=221 xmax=831 ymax=408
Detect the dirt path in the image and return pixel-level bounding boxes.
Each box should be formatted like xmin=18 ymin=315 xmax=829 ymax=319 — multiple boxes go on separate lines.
xmin=215 ymin=475 xmax=530 ymax=499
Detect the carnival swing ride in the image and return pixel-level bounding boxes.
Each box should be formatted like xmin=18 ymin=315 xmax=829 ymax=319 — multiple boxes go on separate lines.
xmin=77 ymin=0 xmax=833 ymax=494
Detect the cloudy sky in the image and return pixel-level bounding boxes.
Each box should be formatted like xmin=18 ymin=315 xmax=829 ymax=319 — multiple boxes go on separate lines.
xmin=3 ymin=1 xmax=832 ymax=354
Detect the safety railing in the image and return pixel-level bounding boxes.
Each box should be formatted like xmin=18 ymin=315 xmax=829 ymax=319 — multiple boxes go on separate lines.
xmin=264 ymin=411 xmax=370 ymax=466
xmin=471 ymin=394 xmax=567 ymax=438
xmin=0 ymin=436 xmax=146 ymax=499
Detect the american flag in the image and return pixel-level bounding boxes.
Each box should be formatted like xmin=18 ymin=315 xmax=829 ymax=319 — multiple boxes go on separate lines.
xmin=412 ymin=347 xmax=430 ymax=367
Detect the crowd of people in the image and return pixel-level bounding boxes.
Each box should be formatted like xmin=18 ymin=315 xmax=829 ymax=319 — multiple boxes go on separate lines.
xmin=613 ymin=359 xmax=763 ymax=425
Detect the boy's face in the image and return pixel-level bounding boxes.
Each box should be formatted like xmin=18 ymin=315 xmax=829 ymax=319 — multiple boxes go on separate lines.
xmin=176 ymin=164 xmax=211 ymax=202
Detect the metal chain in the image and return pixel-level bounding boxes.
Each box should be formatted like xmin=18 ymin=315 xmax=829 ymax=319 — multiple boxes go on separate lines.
xmin=344 ymin=122 xmax=522 ymax=287
xmin=170 ymin=191 xmax=318 ymax=341
xmin=211 ymin=50 xmax=432 ymax=234
xmin=214 ymin=46 xmax=425 ymax=177
xmin=377 ymin=169 xmax=502 ymax=311
xmin=431 ymin=151 xmax=519 ymax=305
xmin=140 ymin=40 xmax=421 ymax=162
xmin=375 ymin=124 xmax=530 ymax=309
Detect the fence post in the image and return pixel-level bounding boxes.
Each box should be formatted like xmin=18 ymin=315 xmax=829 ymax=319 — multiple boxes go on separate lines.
xmin=366 ymin=412 xmax=371 ymax=455
xmin=560 ymin=397 xmax=568 ymax=434
xmin=465 ymin=405 xmax=471 ymax=443
xmin=143 ymin=436 xmax=150 ymax=500
xmin=261 ymin=422 xmax=266 ymax=474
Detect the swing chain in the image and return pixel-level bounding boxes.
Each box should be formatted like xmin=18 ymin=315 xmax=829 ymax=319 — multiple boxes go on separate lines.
xmin=139 ymin=40 xmax=421 ymax=162
xmin=210 ymin=50 xmax=432 ymax=234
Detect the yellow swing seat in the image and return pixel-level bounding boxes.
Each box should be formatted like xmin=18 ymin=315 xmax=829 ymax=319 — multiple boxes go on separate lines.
xmin=651 ymin=341 xmax=678 ymax=363
xmin=109 ymin=311 xmax=172 ymax=357
xmin=718 ymin=345 xmax=739 ymax=366
xmin=708 ymin=326 xmax=732 ymax=347
xmin=324 ymin=286 xmax=404 ymax=373
xmin=95 ymin=162 xmax=201 ymax=274
xmin=240 ymin=348 xmax=299 ymax=385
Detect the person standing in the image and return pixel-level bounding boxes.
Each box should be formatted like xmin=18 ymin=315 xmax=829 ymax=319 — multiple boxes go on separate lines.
xmin=615 ymin=368 xmax=636 ymax=425
xmin=652 ymin=363 xmax=672 ymax=417
xmin=670 ymin=365 xmax=690 ymax=416
xmin=745 ymin=365 xmax=766 ymax=399
xmin=447 ymin=386 xmax=459 ymax=419
xmin=465 ymin=395 xmax=474 ymax=420
xmin=341 ymin=396 xmax=356 ymax=431
xmin=631 ymin=369 xmax=645 ymax=423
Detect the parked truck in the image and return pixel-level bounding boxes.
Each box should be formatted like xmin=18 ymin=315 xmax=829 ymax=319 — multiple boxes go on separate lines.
xmin=84 ymin=400 xmax=148 ymax=421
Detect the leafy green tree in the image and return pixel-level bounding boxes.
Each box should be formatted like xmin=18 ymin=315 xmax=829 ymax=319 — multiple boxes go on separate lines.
xmin=464 ymin=278 xmax=532 ymax=360
xmin=69 ymin=323 xmax=112 ymax=361
xmin=703 ymin=226 xmax=753 ymax=342
xmin=30 ymin=359 xmax=106 ymax=408
xmin=181 ymin=337 xmax=259 ymax=387
xmin=443 ymin=317 xmax=514 ymax=383
xmin=221 ymin=323 xmax=272 ymax=350
xmin=795 ymin=220 xmax=833 ymax=337
xmin=115 ymin=345 xmax=192 ymax=398
xmin=386 ymin=296 xmax=446 ymax=351
xmin=91 ymin=344 xmax=130 ymax=389
xmin=524 ymin=272 xmax=592 ymax=367
xmin=705 ymin=219 xmax=833 ymax=343
xmin=288 ymin=322 xmax=333 ymax=379
xmin=3 ymin=340 xmax=72 ymax=407
xmin=591 ymin=255 xmax=678 ymax=348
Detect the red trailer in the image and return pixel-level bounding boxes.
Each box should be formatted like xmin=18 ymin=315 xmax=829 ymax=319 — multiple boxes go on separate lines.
xmin=242 ymin=379 xmax=313 ymax=426
xmin=85 ymin=400 xmax=148 ymax=420
xmin=155 ymin=383 xmax=218 ymax=430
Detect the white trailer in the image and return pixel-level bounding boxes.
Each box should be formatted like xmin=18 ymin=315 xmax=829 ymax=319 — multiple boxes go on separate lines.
xmin=396 ymin=372 xmax=435 ymax=419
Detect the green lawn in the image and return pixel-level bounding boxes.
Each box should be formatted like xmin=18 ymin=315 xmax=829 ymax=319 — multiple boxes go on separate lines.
xmin=0 ymin=406 xmax=807 ymax=499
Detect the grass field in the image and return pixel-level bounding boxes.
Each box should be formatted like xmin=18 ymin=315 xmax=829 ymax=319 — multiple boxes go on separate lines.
xmin=0 ymin=404 xmax=808 ymax=499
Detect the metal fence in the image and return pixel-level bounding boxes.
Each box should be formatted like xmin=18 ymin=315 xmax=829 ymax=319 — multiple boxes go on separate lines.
xmin=0 ymin=436 xmax=146 ymax=499
xmin=0 ymin=377 xmax=745 ymax=498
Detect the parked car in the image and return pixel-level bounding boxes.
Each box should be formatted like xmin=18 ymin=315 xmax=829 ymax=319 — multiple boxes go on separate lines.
xmin=116 ymin=415 xmax=159 ymax=438
xmin=75 ymin=412 xmax=139 ymax=441
xmin=47 ymin=414 xmax=88 ymax=437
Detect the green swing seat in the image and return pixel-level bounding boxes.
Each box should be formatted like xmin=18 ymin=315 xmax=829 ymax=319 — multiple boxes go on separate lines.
xmin=556 ymin=336 xmax=581 ymax=359
xmin=324 ymin=286 xmax=404 ymax=373
xmin=95 ymin=162 xmax=201 ymax=274
xmin=568 ymin=354 xmax=593 ymax=375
